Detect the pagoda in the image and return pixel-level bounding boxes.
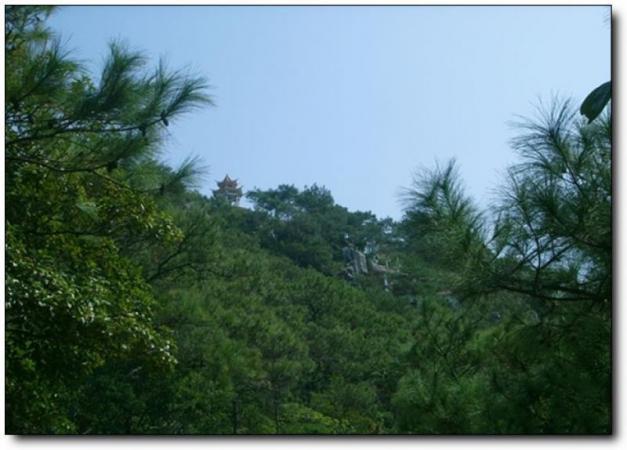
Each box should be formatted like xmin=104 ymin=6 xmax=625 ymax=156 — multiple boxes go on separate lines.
xmin=212 ymin=174 xmax=243 ymax=205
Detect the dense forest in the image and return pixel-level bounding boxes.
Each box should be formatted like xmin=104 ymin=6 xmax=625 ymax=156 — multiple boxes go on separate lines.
xmin=5 ymin=6 xmax=611 ymax=434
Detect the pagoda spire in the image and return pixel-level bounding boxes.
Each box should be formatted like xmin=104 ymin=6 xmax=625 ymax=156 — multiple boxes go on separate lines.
xmin=213 ymin=174 xmax=243 ymax=205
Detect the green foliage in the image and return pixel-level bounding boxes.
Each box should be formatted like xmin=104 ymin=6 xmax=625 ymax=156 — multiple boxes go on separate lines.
xmin=247 ymin=184 xmax=394 ymax=276
xmin=485 ymin=100 xmax=611 ymax=306
xmin=5 ymin=6 xmax=209 ymax=433
xmin=400 ymin=160 xmax=487 ymax=297
xmin=580 ymin=81 xmax=611 ymax=123
xmin=399 ymin=97 xmax=611 ymax=434
xmin=5 ymin=6 xmax=611 ymax=435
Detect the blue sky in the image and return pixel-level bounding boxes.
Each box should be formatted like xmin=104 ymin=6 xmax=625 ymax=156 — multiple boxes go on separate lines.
xmin=48 ymin=6 xmax=610 ymax=220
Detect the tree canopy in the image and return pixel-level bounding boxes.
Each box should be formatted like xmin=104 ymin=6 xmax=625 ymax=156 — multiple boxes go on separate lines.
xmin=4 ymin=6 xmax=611 ymax=435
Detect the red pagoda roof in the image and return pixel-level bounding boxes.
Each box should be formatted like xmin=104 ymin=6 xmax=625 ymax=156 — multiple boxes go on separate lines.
xmin=217 ymin=174 xmax=240 ymax=189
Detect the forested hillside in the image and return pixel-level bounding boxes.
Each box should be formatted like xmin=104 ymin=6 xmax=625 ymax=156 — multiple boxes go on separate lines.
xmin=5 ymin=6 xmax=611 ymax=434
